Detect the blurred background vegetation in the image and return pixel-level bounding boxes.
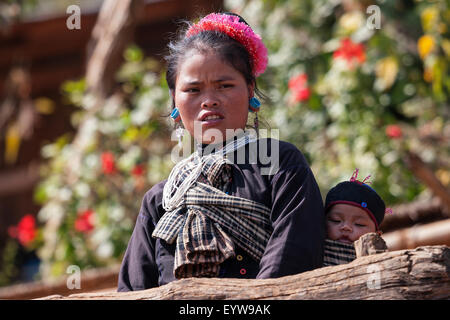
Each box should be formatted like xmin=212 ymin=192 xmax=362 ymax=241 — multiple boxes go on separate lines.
xmin=0 ymin=0 xmax=448 ymax=287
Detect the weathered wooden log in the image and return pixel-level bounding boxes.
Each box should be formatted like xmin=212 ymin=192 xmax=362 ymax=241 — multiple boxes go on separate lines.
xmin=383 ymin=218 xmax=450 ymax=251
xmin=404 ymin=151 xmax=450 ymax=212
xmin=380 ymin=196 xmax=448 ymax=232
xmin=38 ymin=245 xmax=450 ymax=300
xmin=0 ymin=265 xmax=120 ymax=300
xmin=354 ymin=232 xmax=388 ymax=258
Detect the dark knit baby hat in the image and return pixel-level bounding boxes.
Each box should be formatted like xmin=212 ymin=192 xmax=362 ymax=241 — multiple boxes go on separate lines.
xmin=325 ymin=169 xmax=386 ymax=230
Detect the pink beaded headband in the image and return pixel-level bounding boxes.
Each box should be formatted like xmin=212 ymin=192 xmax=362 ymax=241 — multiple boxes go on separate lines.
xmin=185 ymin=13 xmax=268 ymax=77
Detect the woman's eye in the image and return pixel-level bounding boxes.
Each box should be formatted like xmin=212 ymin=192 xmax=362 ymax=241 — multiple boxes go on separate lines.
xmin=219 ymin=83 xmax=233 ymax=89
xmin=185 ymin=88 xmax=199 ymax=93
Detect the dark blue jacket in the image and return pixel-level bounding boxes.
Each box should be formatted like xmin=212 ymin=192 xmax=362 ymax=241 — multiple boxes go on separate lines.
xmin=118 ymin=139 xmax=324 ymax=291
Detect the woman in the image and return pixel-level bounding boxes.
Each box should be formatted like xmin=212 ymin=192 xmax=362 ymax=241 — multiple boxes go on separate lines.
xmin=118 ymin=12 xmax=324 ymax=291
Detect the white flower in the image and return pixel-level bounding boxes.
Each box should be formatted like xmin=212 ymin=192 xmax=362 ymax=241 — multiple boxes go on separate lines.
xmin=38 ymin=202 xmax=64 ymax=222
xmin=382 ymin=151 xmax=398 ymax=166
xmin=77 ymin=117 xmax=98 ymax=151
xmin=118 ymin=146 xmax=141 ymax=171
xmin=74 ymin=182 xmax=91 ymax=198
xmin=131 ymin=91 xmax=158 ymax=125
xmin=98 ymin=119 xmax=124 ymax=134
xmin=58 ymin=187 xmax=72 ymax=202
xmin=97 ymin=241 xmax=114 ymax=259
xmin=110 ymin=206 xmax=125 ymax=221
xmin=41 ymin=143 xmax=58 ymax=158
xmin=81 ymin=93 xmax=96 ymax=110
xmin=329 ymin=101 xmax=345 ymax=119
xmin=142 ymin=73 xmax=157 ymax=87
xmin=102 ymin=94 xmax=123 ymax=118
xmin=91 ymin=227 xmax=112 ymax=246
xmin=84 ymin=153 xmax=99 ymax=170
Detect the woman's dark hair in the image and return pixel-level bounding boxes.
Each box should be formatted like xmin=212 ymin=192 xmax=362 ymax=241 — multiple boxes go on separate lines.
xmin=165 ymin=13 xmax=267 ymax=110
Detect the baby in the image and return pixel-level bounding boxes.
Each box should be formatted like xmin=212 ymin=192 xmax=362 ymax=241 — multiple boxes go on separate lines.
xmin=323 ymin=169 xmax=388 ymax=266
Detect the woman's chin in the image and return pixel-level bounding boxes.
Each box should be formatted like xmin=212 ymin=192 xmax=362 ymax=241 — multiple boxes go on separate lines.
xmin=196 ymin=126 xmax=248 ymax=145
xmin=199 ymin=131 xmax=226 ymax=145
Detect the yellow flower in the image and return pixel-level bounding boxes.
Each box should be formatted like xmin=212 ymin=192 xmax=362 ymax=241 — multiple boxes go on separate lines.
xmin=436 ymin=169 xmax=450 ymax=187
xmin=375 ymin=57 xmax=399 ymax=91
xmin=5 ymin=122 xmax=21 ymax=164
xmin=418 ymin=35 xmax=435 ymax=59
xmin=34 ymin=97 xmax=55 ymax=114
xmin=442 ymin=39 xmax=450 ymax=58
xmin=339 ymin=11 xmax=365 ymax=33
xmin=421 ymin=6 xmax=439 ymax=32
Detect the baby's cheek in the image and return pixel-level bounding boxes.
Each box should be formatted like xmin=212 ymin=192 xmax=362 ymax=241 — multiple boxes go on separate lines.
xmin=326 ymin=224 xmax=339 ymax=240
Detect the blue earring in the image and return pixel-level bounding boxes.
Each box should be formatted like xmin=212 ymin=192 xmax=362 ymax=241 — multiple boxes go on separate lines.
xmin=249 ymin=97 xmax=261 ymax=112
xmin=170 ymin=108 xmax=181 ymax=122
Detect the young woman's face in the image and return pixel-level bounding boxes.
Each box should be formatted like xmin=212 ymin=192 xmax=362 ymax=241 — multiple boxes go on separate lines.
xmin=326 ymin=204 xmax=376 ymax=243
xmin=174 ymin=50 xmax=253 ymax=144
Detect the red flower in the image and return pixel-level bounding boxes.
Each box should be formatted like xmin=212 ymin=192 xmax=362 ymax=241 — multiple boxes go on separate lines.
xmin=74 ymin=210 xmax=95 ymax=233
xmin=131 ymin=164 xmax=145 ymax=177
xmin=101 ymin=152 xmax=116 ymax=174
xmin=386 ymin=125 xmax=402 ymax=139
xmin=288 ymin=73 xmax=311 ymax=102
xmin=8 ymin=214 xmax=37 ymax=246
xmin=333 ymin=38 xmax=366 ymax=68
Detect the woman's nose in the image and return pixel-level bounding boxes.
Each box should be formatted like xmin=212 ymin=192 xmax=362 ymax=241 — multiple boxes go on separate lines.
xmin=201 ymin=100 xmax=219 ymax=108
xmin=201 ymin=94 xmax=219 ymax=108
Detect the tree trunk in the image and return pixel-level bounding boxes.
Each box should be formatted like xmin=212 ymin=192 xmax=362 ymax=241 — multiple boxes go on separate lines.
xmin=66 ymin=0 xmax=144 ymax=185
xmin=380 ymin=196 xmax=448 ymax=232
xmin=85 ymin=0 xmax=145 ymax=99
xmin=404 ymin=151 xmax=450 ymax=212
xmin=38 ymin=245 xmax=450 ymax=300
xmin=383 ymin=219 xmax=450 ymax=251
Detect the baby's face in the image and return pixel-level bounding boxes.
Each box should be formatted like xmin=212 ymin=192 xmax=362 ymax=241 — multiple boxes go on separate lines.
xmin=326 ymin=204 xmax=376 ymax=243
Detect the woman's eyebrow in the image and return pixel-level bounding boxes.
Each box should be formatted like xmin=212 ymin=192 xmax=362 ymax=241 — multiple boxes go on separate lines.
xmin=183 ymin=80 xmax=202 ymax=86
xmin=213 ymin=76 xmax=235 ymax=82
xmin=183 ymin=76 xmax=234 ymax=85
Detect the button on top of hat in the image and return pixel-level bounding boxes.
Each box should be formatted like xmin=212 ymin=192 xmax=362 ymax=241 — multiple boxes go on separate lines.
xmin=361 ymin=202 xmax=367 ymax=207
xmin=240 ymin=268 xmax=246 ymax=275
xmin=236 ymin=254 xmax=243 ymax=261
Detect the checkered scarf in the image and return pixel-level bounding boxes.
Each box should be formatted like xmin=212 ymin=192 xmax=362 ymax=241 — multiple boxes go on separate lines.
xmin=322 ymin=239 xmax=357 ymax=266
xmin=152 ymin=147 xmax=272 ymax=279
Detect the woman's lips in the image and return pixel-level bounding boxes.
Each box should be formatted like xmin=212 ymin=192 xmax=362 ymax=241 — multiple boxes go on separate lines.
xmin=201 ymin=118 xmax=223 ymax=126
xmin=199 ymin=111 xmax=225 ymax=121
xmin=198 ymin=114 xmax=225 ymax=127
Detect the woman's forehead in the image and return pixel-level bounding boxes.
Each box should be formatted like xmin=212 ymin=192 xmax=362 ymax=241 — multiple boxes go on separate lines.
xmin=177 ymin=51 xmax=241 ymax=79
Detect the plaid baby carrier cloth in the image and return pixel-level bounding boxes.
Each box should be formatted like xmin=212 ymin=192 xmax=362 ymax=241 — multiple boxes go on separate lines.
xmin=322 ymin=239 xmax=357 ymax=266
xmin=152 ymin=133 xmax=273 ymax=279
